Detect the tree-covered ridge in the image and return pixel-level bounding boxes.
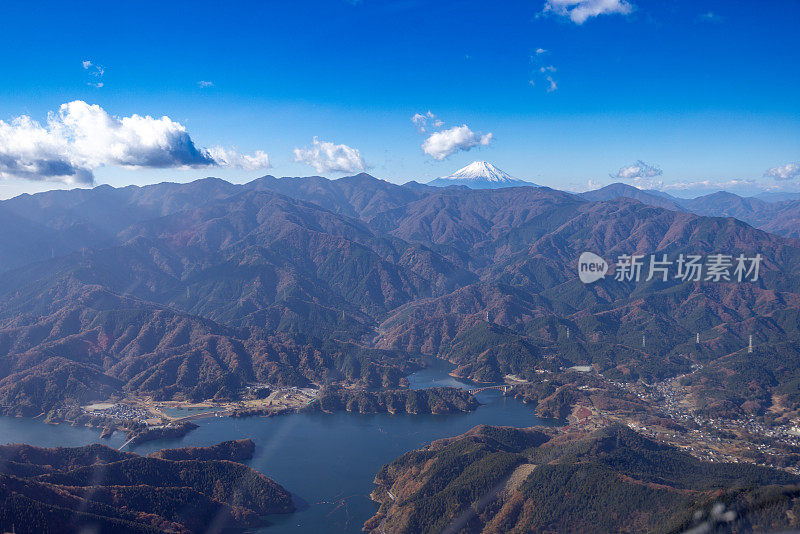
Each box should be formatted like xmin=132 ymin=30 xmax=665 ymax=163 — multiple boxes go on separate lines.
xmin=307 ymin=386 xmax=479 ymax=414
xmin=147 ymin=438 xmax=255 ymax=461
xmin=365 ymin=424 xmax=800 ymax=534
xmin=681 ymin=341 xmax=800 ymax=418
xmin=0 ymin=440 xmax=293 ymax=534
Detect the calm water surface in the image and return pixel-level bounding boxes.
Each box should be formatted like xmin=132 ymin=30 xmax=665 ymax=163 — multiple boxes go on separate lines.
xmin=0 ymin=359 xmax=559 ymax=533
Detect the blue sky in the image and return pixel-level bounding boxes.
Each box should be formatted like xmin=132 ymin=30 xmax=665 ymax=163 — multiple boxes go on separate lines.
xmin=0 ymin=0 xmax=799 ymax=199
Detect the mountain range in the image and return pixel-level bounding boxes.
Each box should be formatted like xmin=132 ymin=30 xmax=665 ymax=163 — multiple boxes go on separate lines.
xmin=580 ymin=182 xmax=800 ymax=238
xmin=1 ymin=170 xmax=799 ymax=419
xmin=422 ymin=163 xmax=800 ymax=241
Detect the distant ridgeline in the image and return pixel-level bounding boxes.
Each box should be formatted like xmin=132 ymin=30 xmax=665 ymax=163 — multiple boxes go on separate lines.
xmin=0 ymin=170 xmax=798 ymax=422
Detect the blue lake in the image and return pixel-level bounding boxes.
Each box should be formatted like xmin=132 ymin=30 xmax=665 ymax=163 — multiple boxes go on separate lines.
xmin=0 ymin=359 xmax=559 ymax=533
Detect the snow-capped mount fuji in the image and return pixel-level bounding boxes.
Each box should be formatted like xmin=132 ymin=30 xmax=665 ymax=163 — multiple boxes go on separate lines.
xmin=426 ymin=161 xmax=539 ymax=189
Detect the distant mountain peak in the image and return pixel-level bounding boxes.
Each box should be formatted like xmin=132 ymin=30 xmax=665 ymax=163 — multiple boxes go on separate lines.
xmin=579 ymin=182 xmax=685 ymax=212
xmin=426 ymin=161 xmax=539 ymax=189
xmin=443 ymin=161 xmax=516 ymax=183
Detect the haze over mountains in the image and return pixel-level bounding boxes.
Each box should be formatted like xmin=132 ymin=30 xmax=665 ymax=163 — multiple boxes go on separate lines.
xmin=423 ymin=163 xmax=800 ymax=239
xmin=1 ymin=167 xmax=799 ymax=418
xmin=420 ymin=164 xmax=800 ymax=240
xmin=580 ymin=181 xmax=800 ymax=238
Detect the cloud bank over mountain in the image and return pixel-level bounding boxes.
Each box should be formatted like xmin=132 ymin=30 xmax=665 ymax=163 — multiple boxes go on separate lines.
xmin=765 ymin=162 xmax=800 ymax=181
xmin=610 ymin=160 xmax=663 ymax=189
xmin=293 ymin=137 xmax=366 ymax=173
xmin=0 ymin=101 xmax=271 ymax=184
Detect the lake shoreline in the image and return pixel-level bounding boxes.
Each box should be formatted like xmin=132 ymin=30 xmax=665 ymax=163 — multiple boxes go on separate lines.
xmin=0 ymin=361 xmax=562 ymax=533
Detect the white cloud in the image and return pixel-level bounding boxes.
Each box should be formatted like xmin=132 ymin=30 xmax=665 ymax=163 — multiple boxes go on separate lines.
xmin=293 ymin=137 xmax=366 ymax=174
xmin=411 ymin=114 xmax=494 ymax=160
xmin=543 ymin=0 xmax=633 ymax=24
xmin=764 ymin=162 xmax=800 ymax=181
xmin=421 ymin=125 xmax=493 ymax=161
xmin=411 ymin=112 xmax=430 ymax=132
xmin=197 ymin=80 xmax=214 ymax=88
xmin=563 ymin=179 xmax=604 ymax=193
xmin=662 ymin=179 xmax=755 ymax=191
xmin=587 ymin=179 xmax=603 ymax=190
xmin=530 ymin=51 xmax=558 ymax=92
xmin=613 ymin=160 xmax=662 ymax=180
xmin=697 ymin=11 xmax=722 ymax=23
xmin=610 ymin=160 xmax=663 ymax=189
xmin=411 ymin=111 xmax=444 ymax=133
xmin=81 ymin=59 xmax=105 ymax=88
xmin=207 ymin=147 xmax=270 ymax=171
xmin=81 ymin=60 xmax=104 ymax=77
xmin=0 ymin=101 xmax=270 ymax=184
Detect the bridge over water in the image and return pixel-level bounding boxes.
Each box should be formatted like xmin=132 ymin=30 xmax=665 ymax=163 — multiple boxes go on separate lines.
xmin=468 ymin=385 xmax=511 ymax=395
